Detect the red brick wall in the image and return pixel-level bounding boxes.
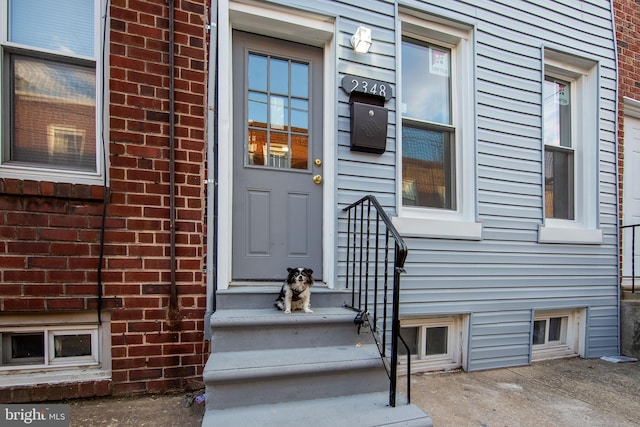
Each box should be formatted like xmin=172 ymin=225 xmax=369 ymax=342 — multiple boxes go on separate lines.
xmin=106 ymin=0 xmax=208 ymax=395
xmin=0 ymin=0 xmax=209 ymax=399
xmin=614 ymin=0 xmax=640 ymax=275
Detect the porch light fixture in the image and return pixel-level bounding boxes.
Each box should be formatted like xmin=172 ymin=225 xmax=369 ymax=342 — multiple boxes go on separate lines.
xmin=350 ymin=25 xmax=372 ymax=54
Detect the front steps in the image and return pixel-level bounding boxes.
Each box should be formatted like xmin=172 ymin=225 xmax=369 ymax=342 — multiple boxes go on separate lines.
xmin=202 ymin=286 xmax=432 ymax=426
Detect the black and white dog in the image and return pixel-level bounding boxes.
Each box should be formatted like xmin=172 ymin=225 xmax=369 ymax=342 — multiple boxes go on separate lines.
xmin=274 ymin=267 xmax=314 ymax=314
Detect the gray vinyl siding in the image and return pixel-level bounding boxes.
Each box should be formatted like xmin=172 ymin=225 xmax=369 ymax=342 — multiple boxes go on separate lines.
xmin=276 ymin=0 xmax=619 ymax=369
xmin=468 ymin=311 xmax=532 ymax=371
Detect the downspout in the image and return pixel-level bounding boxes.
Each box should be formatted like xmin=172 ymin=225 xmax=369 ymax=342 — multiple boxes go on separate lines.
xmin=204 ymin=0 xmax=219 ymax=340
xmin=168 ymin=0 xmax=178 ymax=314
xmin=609 ymin=0 xmax=621 ymax=355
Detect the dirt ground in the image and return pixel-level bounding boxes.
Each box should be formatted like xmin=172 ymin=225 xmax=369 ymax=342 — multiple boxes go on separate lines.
xmin=67 ymin=391 xmax=205 ymax=427
xmin=64 ymin=357 xmax=640 ymax=427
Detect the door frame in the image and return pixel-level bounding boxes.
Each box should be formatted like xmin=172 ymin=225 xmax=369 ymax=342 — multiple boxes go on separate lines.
xmin=215 ymin=0 xmax=336 ymax=290
xmin=622 ymin=96 xmax=640 ymax=288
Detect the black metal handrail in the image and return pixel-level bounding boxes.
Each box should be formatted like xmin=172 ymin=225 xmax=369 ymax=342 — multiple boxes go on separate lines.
xmin=342 ymin=195 xmax=409 ymax=407
xmin=621 ymin=223 xmax=639 ymax=293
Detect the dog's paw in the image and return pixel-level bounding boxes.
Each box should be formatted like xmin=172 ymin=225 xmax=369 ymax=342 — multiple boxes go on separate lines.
xmin=304 ymin=308 xmax=313 ymax=313
xmin=284 ymin=309 xmax=292 ymax=314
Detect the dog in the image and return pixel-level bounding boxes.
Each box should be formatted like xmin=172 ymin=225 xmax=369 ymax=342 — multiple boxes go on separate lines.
xmin=274 ymin=267 xmax=314 ymax=314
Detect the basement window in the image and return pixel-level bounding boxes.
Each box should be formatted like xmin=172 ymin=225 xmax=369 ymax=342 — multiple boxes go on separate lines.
xmin=398 ymin=315 xmax=465 ymax=373
xmin=1 ymin=327 xmax=98 ymax=370
xmin=531 ymin=309 xmax=584 ymax=361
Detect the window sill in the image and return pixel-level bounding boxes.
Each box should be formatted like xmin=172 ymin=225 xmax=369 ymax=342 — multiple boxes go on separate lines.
xmin=392 ymin=216 xmax=482 ymax=240
xmin=538 ymin=224 xmax=603 ymax=244
xmin=0 ymin=368 xmax=110 ymax=388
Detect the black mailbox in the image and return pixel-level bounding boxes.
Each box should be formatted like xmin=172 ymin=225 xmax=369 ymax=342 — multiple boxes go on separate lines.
xmin=350 ymin=101 xmax=388 ymax=154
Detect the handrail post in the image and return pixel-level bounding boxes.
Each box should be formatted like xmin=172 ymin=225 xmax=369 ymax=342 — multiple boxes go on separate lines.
xmin=389 ymin=246 xmax=403 ymax=407
xmin=632 ymin=225 xmax=636 ymax=293
xmin=342 ymin=195 xmax=409 ymax=408
xmin=622 ymin=224 xmax=639 ymax=294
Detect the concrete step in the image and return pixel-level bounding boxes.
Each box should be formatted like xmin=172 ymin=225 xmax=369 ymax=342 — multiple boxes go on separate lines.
xmin=210 ymin=307 xmax=366 ymax=352
xmin=215 ymin=285 xmax=354 ymax=309
xmin=201 ymin=391 xmax=433 ymax=427
xmin=203 ymin=344 xmax=389 ymax=409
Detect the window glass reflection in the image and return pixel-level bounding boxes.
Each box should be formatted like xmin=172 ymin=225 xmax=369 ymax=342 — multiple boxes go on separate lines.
xmin=402 ymin=40 xmax=451 ymax=124
xmin=9 ymin=0 xmax=94 ymax=57
xmin=246 ymin=52 xmax=310 ymax=170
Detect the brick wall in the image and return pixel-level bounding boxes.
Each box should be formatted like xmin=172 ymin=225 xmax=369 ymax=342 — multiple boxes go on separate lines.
xmin=614 ymin=0 xmax=640 ymax=282
xmin=614 ymin=0 xmax=640 ymax=219
xmin=0 ymin=0 xmax=209 ymax=400
xmin=106 ymin=0 xmax=209 ymax=395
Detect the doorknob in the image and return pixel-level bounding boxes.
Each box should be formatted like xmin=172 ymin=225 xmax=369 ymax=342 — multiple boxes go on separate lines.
xmin=312 ymin=175 xmax=322 ymax=184
xmin=314 ymin=158 xmax=322 ymax=166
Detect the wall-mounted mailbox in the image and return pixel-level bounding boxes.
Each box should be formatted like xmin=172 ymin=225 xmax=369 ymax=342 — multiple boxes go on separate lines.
xmin=350 ymin=101 xmax=388 ymax=154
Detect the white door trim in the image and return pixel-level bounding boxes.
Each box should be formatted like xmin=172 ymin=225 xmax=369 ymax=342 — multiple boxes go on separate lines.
xmin=622 ymin=97 xmax=640 ymax=287
xmin=215 ymin=0 xmax=336 ymax=290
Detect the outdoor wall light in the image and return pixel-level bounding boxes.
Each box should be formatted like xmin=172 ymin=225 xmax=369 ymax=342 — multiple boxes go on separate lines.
xmin=350 ymin=25 xmax=372 ymax=54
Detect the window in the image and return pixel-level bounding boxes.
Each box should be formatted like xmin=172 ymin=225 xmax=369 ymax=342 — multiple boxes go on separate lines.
xmin=393 ymin=15 xmax=480 ymax=240
xmin=1 ymin=326 xmax=99 ymax=369
xmin=544 ymin=76 xmax=574 ymax=220
xmin=401 ymin=38 xmax=454 ymax=210
xmin=532 ymin=316 xmax=566 ymax=346
xmin=399 ymin=316 xmax=465 ymax=373
xmin=531 ymin=309 xmax=584 ymax=362
xmin=0 ymin=0 xmax=103 ymax=184
xmin=538 ymin=49 xmax=602 ymax=244
xmin=246 ymin=53 xmax=310 ymax=171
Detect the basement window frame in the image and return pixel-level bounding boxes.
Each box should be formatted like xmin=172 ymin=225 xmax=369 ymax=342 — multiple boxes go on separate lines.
xmin=531 ymin=308 xmax=584 ymax=362
xmin=0 ymin=326 xmax=99 ymax=370
xmin=398 ymin=315 xmax=465 ymax=373
xmin=0 ymin=312 xmax=110 ymax=377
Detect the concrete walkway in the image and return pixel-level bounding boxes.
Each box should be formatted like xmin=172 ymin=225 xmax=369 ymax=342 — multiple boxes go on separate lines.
xmin=399 ymin=357 xmax=640 ymax=427
xmin=66 ymin=357 xmax=640 ymax=426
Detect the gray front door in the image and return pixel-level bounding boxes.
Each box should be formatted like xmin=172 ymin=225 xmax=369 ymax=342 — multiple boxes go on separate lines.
xmin=232 ymin=31 xmax=323 ymax=281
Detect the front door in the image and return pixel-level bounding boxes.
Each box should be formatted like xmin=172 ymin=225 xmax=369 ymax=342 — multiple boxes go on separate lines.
xmin=232 ymin=31 xmax=323 ymax=281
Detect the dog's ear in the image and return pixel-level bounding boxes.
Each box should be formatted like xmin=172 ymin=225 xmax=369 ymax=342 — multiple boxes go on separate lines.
xmin=287 ymin=267 xmax=294 ymax=273
xmin=307 ymin=269 xmax=313 ymax=275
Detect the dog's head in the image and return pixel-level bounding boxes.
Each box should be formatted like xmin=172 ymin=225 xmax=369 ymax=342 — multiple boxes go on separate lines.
xmin=286 ymin=267 xmax=314 ymax=286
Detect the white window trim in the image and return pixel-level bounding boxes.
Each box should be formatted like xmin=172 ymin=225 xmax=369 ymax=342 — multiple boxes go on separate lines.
xmin=399 ymin=315 xmax=467 ymax=373
xmin=1 ymin=326 xmax=98 ymax=370
xmin=531 ymin=308 xmax=585 ymax=362
xmin=0 ymin=0 xmax=107 ymax=186
xmin=393 ymin=14 xmax=481 ymax=240
xmin=0 ymin=312 xmax=110 ymax=380
xmin=539 ymin=49 xmax=602 ymax=244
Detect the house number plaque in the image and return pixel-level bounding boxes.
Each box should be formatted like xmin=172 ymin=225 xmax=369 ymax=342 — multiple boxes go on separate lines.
xmin=341 ymin=74 xmax=392 ymax=101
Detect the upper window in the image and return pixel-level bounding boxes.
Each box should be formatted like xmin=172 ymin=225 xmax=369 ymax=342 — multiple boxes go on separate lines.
xmin=393 ymin=15 xmax=480 ymax=240
xmin=543 ymin=76 xmax=574 ymax=220
xmin=401 ymin=38 xmax=454 ymax=210
xmin=0 ymin=0 xmax=103 ymax=183
xmin=538 ymin=49 xmax=601 ymax=244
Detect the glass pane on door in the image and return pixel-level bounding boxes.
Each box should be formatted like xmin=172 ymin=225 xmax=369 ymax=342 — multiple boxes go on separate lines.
xmin=246 ymin=53 xmax=310 ymax=170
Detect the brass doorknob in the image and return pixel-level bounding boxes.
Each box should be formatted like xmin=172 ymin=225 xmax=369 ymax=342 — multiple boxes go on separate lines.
xmin=312 ymin=175 xmax=322 ymax=184
xmin=314 ymin=158 xmax=322 ymax=166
